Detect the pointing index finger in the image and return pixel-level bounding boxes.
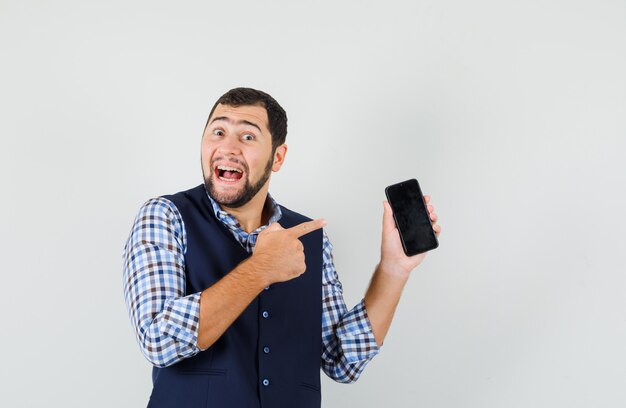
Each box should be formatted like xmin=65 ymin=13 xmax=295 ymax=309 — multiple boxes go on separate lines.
xmin=288 ymin=218 xmax=327 ymax=238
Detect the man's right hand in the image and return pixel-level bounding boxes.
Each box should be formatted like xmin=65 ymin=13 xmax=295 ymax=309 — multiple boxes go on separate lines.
xmin=251 ymin=219 xmax=326 ymax=285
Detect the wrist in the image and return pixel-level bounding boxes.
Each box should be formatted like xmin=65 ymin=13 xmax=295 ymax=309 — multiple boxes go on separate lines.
xmin=244 ymin=253 xmax=274 ymax=289
xmin=377 ymin=259 xmax=411 ymax=280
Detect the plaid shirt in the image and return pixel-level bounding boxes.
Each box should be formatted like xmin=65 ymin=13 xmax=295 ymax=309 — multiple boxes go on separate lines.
xmin=123 ymin=189 xmax=380 ymax=383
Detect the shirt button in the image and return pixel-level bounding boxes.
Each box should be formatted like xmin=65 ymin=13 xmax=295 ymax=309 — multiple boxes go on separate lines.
xmin=262 ymin=378 xmax=270 ymax=386
xmin=263 ymin=346 xmax=270 ymax=354
xmin=262 ymin=310 xmax=269 ymax=319
xmin=264 ymin=286 xmax=270 ymax=291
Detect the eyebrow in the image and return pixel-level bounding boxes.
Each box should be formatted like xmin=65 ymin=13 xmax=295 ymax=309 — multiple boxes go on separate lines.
xmin=210 ymin=116 xmax=263 ymax=134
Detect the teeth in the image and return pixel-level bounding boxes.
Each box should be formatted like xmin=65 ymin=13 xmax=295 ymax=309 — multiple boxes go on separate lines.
xmin=217 ymin=165 xmax=242 ymax=173
xmin=219 ymin=176 xmax=240 ymax=181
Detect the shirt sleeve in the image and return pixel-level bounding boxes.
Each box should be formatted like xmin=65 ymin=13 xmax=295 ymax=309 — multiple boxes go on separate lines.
xmin=122 ymin=197 xmax=202 ymax=368
xmin=320 ymin=230 xmax=380 ymax=383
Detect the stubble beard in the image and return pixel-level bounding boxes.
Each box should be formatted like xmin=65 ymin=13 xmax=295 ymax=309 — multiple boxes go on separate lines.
xmin=203 ymin=153 xmax=274 ymax=208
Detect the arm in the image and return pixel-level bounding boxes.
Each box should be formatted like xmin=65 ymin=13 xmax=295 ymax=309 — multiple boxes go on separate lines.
xmin=196 ymin=258 xmax=268 ymax=349
xmin=196 ymin=218 xmax=327 ymax=349
xmin=364 ymin=196 xmax=441 ymax=347
xmin=122 ymin=198 xmax=202 ymax=368
xmin=123 ymin=197 xmax=326 ymax=364
xmin=320 ymin=197 xmax=440 ymax=382
xmin=320 ymin=230 xmax=380 ymax=383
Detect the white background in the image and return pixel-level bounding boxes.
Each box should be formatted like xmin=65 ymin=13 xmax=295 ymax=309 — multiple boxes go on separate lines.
xmin=1 ymin=0 xmax=625 ymax=407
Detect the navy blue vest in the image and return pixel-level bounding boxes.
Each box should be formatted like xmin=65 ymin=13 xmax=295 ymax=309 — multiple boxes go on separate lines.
xmin=147 ymin=185 xmax=323 ymax=408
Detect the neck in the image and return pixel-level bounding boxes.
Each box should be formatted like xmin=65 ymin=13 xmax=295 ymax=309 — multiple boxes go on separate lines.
xmin=220 ymin=187 xmax=271 ymax=233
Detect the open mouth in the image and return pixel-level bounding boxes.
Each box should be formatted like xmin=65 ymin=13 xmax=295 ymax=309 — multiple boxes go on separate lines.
xmin=214 ymin=164 xmax=244 ymax=182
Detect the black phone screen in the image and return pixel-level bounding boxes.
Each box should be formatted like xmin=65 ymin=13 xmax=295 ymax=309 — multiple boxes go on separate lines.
xmin=385 ymin=178 xmax=439 ymax=256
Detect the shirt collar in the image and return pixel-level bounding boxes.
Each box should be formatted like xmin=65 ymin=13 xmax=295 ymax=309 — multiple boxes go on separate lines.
xmin=205 ymin=187 xmax=282 ymax=233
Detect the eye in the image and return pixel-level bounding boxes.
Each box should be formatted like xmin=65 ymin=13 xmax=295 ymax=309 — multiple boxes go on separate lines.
xmin=242 ymin=133 xmax=255 ymax=141
xmin=212 ymin=129 xmax=224 ymax=136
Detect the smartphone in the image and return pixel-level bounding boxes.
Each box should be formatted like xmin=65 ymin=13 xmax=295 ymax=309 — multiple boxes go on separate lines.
xmin=385 ymin=178 xmax=439 ymax=256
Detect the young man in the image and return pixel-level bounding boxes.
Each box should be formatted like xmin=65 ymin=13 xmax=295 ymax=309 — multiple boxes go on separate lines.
xmin=123 ymin=87 xmax=441 ymax=407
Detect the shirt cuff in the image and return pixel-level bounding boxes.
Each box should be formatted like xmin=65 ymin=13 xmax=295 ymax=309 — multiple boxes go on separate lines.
xmin=336 ymin=298 xmax=380 ymax=364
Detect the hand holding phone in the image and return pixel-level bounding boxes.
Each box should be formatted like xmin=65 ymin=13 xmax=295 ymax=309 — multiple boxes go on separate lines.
xmin=385 ymin=178 xmax=439 ymax=256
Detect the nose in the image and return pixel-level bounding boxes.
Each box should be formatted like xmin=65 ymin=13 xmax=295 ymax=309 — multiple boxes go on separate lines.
xmin=217 ymin=135 xmax=242 ymax=156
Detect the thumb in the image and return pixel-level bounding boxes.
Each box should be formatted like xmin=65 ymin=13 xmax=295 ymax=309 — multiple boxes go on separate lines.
xmin=382 ymin=201 xmax=396 ymax=232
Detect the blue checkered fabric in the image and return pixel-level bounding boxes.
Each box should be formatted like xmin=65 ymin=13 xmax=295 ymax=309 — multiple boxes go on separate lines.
xmin=122 ymin=190 xmax=380 ymax=382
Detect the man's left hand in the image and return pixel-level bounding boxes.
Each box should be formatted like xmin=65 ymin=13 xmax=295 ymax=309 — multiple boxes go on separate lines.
xmin=379 ymin=195 xmax=441 ymax=277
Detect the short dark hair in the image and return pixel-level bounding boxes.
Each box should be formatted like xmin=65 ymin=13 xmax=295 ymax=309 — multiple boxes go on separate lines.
xmin=205 ymin=87 xmax=288 ymax=152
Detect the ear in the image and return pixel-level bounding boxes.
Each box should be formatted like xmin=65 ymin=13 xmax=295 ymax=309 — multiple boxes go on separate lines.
xmin=271 ymin=144 xmax=288 ymax=172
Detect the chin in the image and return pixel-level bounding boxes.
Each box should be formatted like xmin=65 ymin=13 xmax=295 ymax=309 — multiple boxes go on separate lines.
xmin=205 ymin=180 xmax=246 ymax=207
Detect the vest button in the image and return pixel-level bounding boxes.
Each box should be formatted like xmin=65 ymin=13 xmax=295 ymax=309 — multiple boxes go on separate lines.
xmin=262 ymin=378 xmax=270 ymax=386
xmin=263 ymin=346 xmax=270 ymax=354
xmin=262 ymin=310 xmax=269 ymax=319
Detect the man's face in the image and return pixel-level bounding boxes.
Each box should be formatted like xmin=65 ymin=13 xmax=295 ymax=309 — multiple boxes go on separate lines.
xmin=201 ymin=103 xmax=279 ymax=208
